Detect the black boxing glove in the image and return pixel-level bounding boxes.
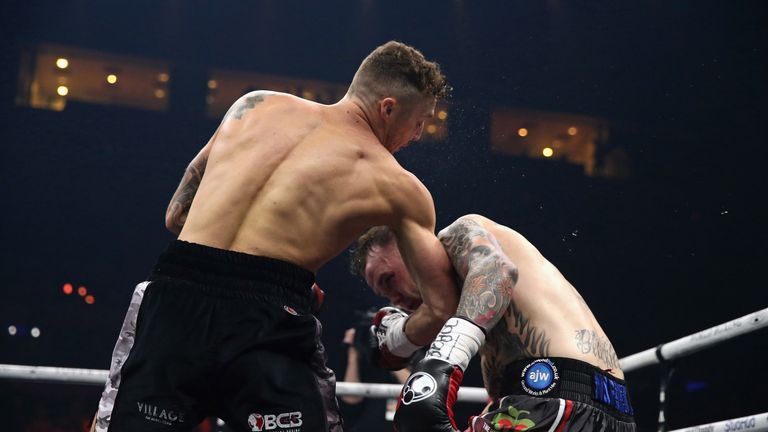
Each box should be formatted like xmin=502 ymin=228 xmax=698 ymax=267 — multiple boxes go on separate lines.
xmin=366 ymin=306 xmax=422 ymax=370
xmin=394 ymin=317 xmax=485 ymax=432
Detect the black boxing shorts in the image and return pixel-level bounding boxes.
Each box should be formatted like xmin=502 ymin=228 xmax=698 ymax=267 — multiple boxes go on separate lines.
xmin=94 ymin=240 xmax=343 ymax=432
xmin=467 ymin=357 xmax=636 ymax=432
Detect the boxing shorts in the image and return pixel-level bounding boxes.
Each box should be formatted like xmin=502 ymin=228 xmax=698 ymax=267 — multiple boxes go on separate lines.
xmin=94 ymin=240 xmax=343 ymax=432
xmin=467 ymin=357 xmax=636 ymax=431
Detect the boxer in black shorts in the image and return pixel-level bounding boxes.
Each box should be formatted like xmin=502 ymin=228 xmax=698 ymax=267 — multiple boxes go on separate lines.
xmin=467 ymin=358 xmax=634 ymax=431
xmin=352 ymin=214 xmax=637 ymax=431
xmin=91 ymin=41 xmax=460 ymax=431
xmin=95 ymin=241 xmax=338 ymax=431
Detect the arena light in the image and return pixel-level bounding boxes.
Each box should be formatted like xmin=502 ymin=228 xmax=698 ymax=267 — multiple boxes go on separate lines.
xmin=30 ymin=327 xmax=41 ymax=338
xmin=518 ymin=127 xmax=528 ymax=137
xmin=57 ymin=85 xmax=69 ymax=96
xmin=8 ymin=326 xmax=17 ymax=336
xmin=62 ymin=283 xmax=73 ymax=295
xmin=207 ymin=79 xmax=218 ymax=89
xmin=85 ymin=295 xmax=95 ymax=305
xmin=542 ymin=147 xmax=554 ymax=158
xmin=568 ymin=126 xmax=578 ymax=136
xmin=78 ymin=286 xmax=87 ymax=297
xmin=56 ymin=58 xmax=69 ymax=69
xmin=426 ymin=124 xmax=437 ymax=134
xmin=157 ymin=72 xmax=170 ymax=83
xmin=154 ymin=89 xmax=166 ymax=99
xmin=106 ymin=74 xmax=118 ymax=85
xmin=437 ymin=110 xmax=447 ymax=120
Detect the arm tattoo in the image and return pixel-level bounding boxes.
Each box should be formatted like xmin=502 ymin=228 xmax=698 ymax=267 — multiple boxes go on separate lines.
xmin=223 ymin=93 xmax=265 ymax=121
xmin=574 ymin=329 xmax=620 ymax=369
xmin=439 ymin=218 xmax=518 ymax=331
xmin=166 ymin=155 xmax=207 ymax=233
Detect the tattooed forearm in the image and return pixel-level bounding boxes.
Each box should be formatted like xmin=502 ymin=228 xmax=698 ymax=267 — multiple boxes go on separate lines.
xmin=574 ymin=329 xmax=620 ymax=369
xmin=223 ymin=93 xmax=266 ymax=121
xmin=166 ymin=156 xmax=207 ymax=234
xmin=440 ymin=218 xmax=518 ymax=331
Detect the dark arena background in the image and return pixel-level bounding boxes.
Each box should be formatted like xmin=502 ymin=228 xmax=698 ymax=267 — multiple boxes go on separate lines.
xmin=1 ymin=1 xmax=767 ymax=431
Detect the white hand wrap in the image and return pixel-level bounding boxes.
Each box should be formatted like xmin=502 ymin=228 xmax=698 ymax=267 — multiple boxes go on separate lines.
xmin=380 ymin=312 xmax=422 ymax=357
xmin=424 ymin=317 xmax=486 ymax=371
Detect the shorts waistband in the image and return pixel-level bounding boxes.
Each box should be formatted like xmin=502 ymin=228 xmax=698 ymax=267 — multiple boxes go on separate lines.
xmin=150 ymin=240 xmax=315 ymax=301
xmin=500 ymin=357 xmax=634 ymax=421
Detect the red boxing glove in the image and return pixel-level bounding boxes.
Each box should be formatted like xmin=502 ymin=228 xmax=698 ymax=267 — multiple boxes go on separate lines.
xmin=367 ymin=306 xmax=421 ymax=370
xmin=310 ymin=283 xmax=324 ymax=313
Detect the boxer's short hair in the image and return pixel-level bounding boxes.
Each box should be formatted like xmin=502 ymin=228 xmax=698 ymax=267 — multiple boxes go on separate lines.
xmin=350 ymin=41 xmax=450 ymax=100
xmin=349 ymin=226 xmax=395 ymax=277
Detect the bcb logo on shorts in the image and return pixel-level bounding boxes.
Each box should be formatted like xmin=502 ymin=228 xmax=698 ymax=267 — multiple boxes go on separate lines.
xmin=248 ymin=411 xmax=303 ymax=431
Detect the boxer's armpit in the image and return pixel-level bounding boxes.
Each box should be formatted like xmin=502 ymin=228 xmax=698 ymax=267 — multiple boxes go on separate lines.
xmin=166 ymin=155 xmax=207 ymax=234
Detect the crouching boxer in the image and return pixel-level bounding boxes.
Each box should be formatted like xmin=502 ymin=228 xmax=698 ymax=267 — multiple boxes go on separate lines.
xmin=351 ymin=214 xmax=637 ymax=431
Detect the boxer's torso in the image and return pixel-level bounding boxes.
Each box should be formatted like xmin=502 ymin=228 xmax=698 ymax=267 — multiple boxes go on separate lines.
xmin=179 ymin=91 xmax=423 ymax=273
xmin=469 ymin=216 xmax=624 ymax=398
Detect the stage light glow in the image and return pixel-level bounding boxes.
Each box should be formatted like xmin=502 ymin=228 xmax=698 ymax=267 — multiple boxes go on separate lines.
xmin=207 ymin=80 xmax=218 ymax=89
xmin=31 ymin=327 xmax=41 ymax=338
xmin=78 ymin=286 xmax=87 ymax=297
xmin=426 ymin=124 xmax=437 ymax=134
xmin=542 ymin=147 xmax=554 ymax=157
xmin=518 ymin=128 xmax=528 ymax=137
xmin=56 ymin=58 xmax=69 ymax=69
xmin=85 ymin=295 xmax=95 ymax=305
xmin=157 ymin=72 xmax=170 ymax=82
xmin=63 ymin=283 xmax=73 ymax=295
xmin=57 ymin=86 xmax=69 ymax=96
xmin=8 ymin=326 xmax=17 ymax=336
xmin=437 ymin=110 xmax=447 ymax=120
xmin=568 ymin=126 xmax=578 ymax=136
xmin=106 ymin=74 xmax=118 ymax=84
xmin=154 ymin=89 xmax=166 ymax=98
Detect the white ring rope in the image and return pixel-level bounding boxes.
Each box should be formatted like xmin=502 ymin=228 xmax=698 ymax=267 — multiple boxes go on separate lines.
xmin=667 ymin=412 xmax=768 ymax=432
xmin=620 ymin=308 xmax=767 ymax=372
xmin=0 ymin=308 xmax=765 ymax=404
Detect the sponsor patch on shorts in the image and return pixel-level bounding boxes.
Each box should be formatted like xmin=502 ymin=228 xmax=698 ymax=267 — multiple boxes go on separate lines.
xmin=520 ymin=359 xmax=559 ymax=396
xmin=283 ymin=305 xmax=298 ymax=316
xmin=247 ymin=411 xmax=303 ymax=431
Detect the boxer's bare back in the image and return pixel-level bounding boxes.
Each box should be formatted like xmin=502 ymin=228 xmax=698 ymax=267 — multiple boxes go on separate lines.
xmin=167 ymin=91 xmax=437 ymax=273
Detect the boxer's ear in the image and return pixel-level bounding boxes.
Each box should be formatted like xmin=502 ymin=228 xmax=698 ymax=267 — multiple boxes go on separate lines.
xmin=380 ymin=98 xmax=396 ymax=119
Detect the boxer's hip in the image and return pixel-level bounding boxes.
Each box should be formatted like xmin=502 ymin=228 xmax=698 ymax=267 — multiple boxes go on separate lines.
xmin=468 ymin=357 xmax=636 ymax=431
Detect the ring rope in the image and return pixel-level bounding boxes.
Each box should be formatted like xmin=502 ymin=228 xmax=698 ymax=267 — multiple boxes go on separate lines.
xmin=620 ymin=308 xmax=767 ymax=372
xmin=0 ymin=308 xmax=765 ymax=406
xmin=666 ymin=411 xmax=768 ymax=432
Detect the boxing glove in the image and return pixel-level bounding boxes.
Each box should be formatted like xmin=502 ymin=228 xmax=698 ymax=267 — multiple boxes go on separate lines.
xmin=394 ymin=317 xmax=485 ymax=432
xmin=367 ymin=306 xmax=421 ymax=370
xmin=310 ymin=283 xmax=325 ymax=313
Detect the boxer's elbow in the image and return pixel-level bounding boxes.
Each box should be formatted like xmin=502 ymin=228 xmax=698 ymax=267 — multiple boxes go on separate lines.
xmin=164 ymin=211 xmax=183 ymax=236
